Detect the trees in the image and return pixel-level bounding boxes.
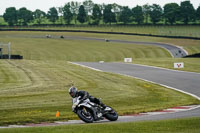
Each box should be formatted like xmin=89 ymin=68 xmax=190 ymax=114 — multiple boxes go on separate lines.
xmin=18 ymin=7 xmax=33 ymax=26
xmin=132 ymin=5 xmax=144 ymax=24
xmin=77 ymin=5 xmax=87 ymax=24
xmin=103 ymin=4 xmax=116 ymax=25
xmin=47 ymin=7 xmax=58 ymax=24
xmin=3 ymin=7 xmax=18 ymax=26
xmin=119 ymin=6 xmax=132 ymax=24
xmin=33 ymin=9 xmax=46 ymax=24
xmin=164 ymin=3 xmax=179 ymax=25
xmin=197 ymin=6 xmax=200 ymax=22
xmin=92 ymin=4 xmax=102 ymax=25
xmin=83 ymin=0 xmax=94 ymax=15
xmin=2 ymin=1 xmax=200 ymax=26
xmin=149 ymin=4 xmax=163 ymax=24
xmin=112 ymin=3 xmax=122 ymax=23
xmin=63 ymin=4 xmax=73 ymax=24
xmin=180 ymin=1 xmax=195 ymax=24
xmin=83 ymin=0 xmax=94 ymax=23
xmin=143 ymin=4 xmax=151 ymax=24
xmin=69 ymin=1 xmax=80 ymax=24
xmin=58 ymin=6 xmax=64 ymax=24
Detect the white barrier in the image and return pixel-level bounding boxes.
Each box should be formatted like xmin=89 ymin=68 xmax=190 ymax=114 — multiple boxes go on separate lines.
xmin=124 ymin=58 xmax=132 ymax=63
xmin=99 ymin=61 xmax=104 ymax=63
xmin=174 ymin=63 xmax=184 ymax=68
xmin=0 ymin=42 xmax=11 ymax=59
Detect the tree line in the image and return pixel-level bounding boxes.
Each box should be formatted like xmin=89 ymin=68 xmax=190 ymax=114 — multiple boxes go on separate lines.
xmin=2 ymin=0 xmax=200 ymax=26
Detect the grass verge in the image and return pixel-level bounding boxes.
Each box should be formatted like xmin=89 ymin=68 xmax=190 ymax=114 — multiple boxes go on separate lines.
xmin=0 ymin=60 xmax=199 ymax=126
xmin=1 ymin=31 xmax=199 ymax=55
xmin=133 ymin=58 xmax=200 ymax=73
xmin=0 ymin=31 xmax=200 ymax=126
xmin=2 ymin=25 xmax=200 ymax=38
xmin=1 ymin=117 xmax=200 ymax=133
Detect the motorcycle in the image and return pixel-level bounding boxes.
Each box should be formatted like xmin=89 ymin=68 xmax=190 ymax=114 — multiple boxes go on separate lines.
xmin=72 ymin=96 xmax=118 ymax=123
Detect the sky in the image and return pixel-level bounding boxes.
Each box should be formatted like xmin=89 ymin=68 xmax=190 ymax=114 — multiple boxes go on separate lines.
xmin=0 ymin=0 xmax=200 ymax=15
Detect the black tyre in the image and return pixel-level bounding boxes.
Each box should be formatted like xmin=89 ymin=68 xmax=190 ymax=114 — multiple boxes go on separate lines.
xmin=104 ymin=109 xmax=118 ymax=121
xmin=77 ymin=108 xmax=94 ymax=123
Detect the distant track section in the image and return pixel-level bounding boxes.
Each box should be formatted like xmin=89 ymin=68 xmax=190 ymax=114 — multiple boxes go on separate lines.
xmin=1 ymin=31 xmax=188 ymax=58
xmin=59 ymin=35 xmax=187 ymax=58
xmin=1 ymin=28 xmax=200 ymax=40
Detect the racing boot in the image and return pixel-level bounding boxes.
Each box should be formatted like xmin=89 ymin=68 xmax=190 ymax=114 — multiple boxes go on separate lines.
xmin=101 ymin=103 xmax=112 ymax=111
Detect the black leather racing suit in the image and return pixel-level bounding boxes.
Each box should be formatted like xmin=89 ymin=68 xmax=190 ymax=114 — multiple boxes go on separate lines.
xmin=76 ymin=91 xmax=106 ymax=107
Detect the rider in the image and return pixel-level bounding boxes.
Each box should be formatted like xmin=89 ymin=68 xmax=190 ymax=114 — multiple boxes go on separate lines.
xmin=68 ymin=86 xmax=107 ymax=109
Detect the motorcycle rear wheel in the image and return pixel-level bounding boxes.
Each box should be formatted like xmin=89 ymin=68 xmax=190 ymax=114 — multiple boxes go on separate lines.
xmin=77 ymin=108 xmax=94 ymax=123
xmin=104 ymin=109 xmax=118 ymax=121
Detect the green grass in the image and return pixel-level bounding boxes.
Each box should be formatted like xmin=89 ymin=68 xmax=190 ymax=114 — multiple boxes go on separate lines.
xmin=2 ymin=25 xmax=200 ymax=38
xmin=1 ymin=60 xmax=199 ymax=126
xmin=0 ymin=17 xmax=7 ymax=25
xmin=1 ymin=31 xmax=200 ymax=72
xmin=0 ymin=31 xmax=171 ymax=61
xmin=1 ymin=117 xmax=200 ymax=133
xmin=46 ymin=25 xmax=200 ymax=38
xmin=133 ymin=58 xmax=200 ymax=73
xmin=1 ymin=31 xmax=200 ymax=56
xmin=0 ymin=31 xmax=200 ymax=126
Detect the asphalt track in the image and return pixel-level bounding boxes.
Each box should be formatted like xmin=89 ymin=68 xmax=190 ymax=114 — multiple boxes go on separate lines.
xmin=0 ymin=34 xmax=197 ymax=128
xmin=72 ymin=62 xmax=200 ymax=123
xmin=6 ymin=62 xmax=198 ymax=127
xmin=61 ymin=36 xmax=188 ymax=58
xmin=10 ymin=34 xmax=187 ymax=58
xmin=51 ymin=35 xmax=188 ymax=58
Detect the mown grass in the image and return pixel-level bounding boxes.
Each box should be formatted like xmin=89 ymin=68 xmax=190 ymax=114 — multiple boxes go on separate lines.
xmin=1 ymin=60 xmax=199 ymax=126
xmin=1 ymin=31 xmax=200 ymax=55
xmin=133 ymin=58 xmax=200 ymax=73
xmin=2 ymin=25 xmax=200 ymax=38
xmin=1 ymin=31 xmax=200 ymax=72
xmin=1 ymin=117 xmax=200 ymax=133
xmin=0 ymin=31 xmax=171 ymax=61
xmin=0 ymin=31 xmax=200 ymax=126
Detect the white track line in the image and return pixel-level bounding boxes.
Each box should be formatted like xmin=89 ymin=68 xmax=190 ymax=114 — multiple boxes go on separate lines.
xmin=139 ymin=105 xmax=200 ymax=116
xmin=69 ymin=62 xmax=102 ymax=72
xmin=1 ymin=62 xmax=199 ymax=129
xmin=69 ymin=62 xmax=200 ymax=101
xmin=130 ymin=63 xmax=200 ymax=75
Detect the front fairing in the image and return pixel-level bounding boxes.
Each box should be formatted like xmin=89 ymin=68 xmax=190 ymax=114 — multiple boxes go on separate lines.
xmin=72 ymin=97 xmax=93 ymax=112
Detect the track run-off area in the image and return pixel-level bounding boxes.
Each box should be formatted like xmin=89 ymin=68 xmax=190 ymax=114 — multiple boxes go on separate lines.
xmin=0 ymin=33 xmax=199 ymax=128
xmin=1 ymin=61 xmax=200 ymax=128
xmin=11 ymin=34 xmax=188 ymax=58
xmin=71 ymin=62 xmax=200 ymax=122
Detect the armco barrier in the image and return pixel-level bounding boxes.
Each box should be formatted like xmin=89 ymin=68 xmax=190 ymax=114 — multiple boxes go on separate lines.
xmin=1 ymin=28 xmax=200 ymax=40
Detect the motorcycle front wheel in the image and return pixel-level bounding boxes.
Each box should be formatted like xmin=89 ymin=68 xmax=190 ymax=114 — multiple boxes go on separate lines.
xmin=77 ymin=108 xmax=94 ymax=123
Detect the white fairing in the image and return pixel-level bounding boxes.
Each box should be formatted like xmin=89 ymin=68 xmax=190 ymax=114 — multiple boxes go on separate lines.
xmin=72 ymin=96 xmax=80 ymax=104
xmin=72 ymin=97 xmax=80 ymax=111
xmin=78 ymin=99 xmax=92 ymax=108
xmin=72 ymin=97 xmax=93 ymax=111
xmin=105 ymin=107 xmax=112 ymax=111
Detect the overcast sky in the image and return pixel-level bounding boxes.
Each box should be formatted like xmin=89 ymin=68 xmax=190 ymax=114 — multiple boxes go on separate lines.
xmin=0 ymin=0 xmax=200 ymax=15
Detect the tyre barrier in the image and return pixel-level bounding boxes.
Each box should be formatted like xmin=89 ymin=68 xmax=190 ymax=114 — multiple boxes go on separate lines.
xmin=184 ymin=53 xmax=200 ymax=58
xmin=0 ymin=54 xmax=23 ymax=59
